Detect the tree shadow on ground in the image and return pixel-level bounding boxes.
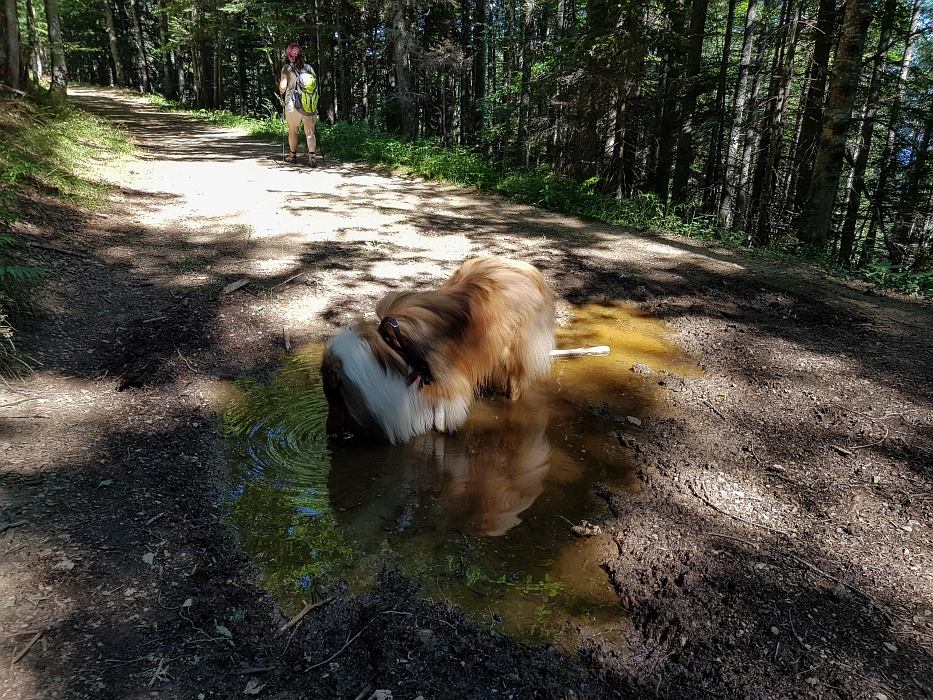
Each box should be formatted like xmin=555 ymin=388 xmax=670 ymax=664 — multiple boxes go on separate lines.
xmin=3 ymin=87 xmax=928 ymax=699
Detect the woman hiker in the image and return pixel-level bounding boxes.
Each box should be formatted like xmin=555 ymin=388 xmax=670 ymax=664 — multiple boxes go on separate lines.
xmin=279 ymin=43 xmax=318 ymax=167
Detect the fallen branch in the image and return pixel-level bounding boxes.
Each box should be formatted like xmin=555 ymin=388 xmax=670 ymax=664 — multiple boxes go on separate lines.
xmin=353 ymin=686 xmax=373 ymax=700
xmin=701 ymin=399 xmax=727 ymax=420
xmin=239 ymin=666 xmax=276 ymax=675
xmin=175 ymin=348 xmax=197 ymax=372
xmin=147 ymin=657 xmax=169 ymax=686
xmin=284 ymin=327 xmax=292 ymax=353
xmin=223 ymin=278 xmax=251 ymax=294
xmin=306 ymin=618 xmax=377 ymax=671
xmin=11 ymin=627 xmax=46 ymax=664
xmin=784 ymin=553 xmax=878 ymax=607
xmin=23 ymin=241 xmax=89 ymax=258
xmin=690 ymin=480 xmax=790 ymax=536
xmin=272 ymin=272 xmax=306 ymax=289
xmin=551 ymin=345 xmax=610 ymax=358
xmin=274 ymin=595 xmax=338 ymax=638
xmin=0 ymin=83 xmax=28 ymax=96
xmin=0 ymin=520 xmax=28 ymax=534
xmin=0 ymin=398 xmax=40 ymax=409
xmin=707 ymin=532 xmax=762 ymax=548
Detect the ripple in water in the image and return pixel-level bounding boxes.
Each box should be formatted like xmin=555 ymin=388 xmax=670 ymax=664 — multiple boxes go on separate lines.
xmin=222 ymin=302 xmax=698 ymax=644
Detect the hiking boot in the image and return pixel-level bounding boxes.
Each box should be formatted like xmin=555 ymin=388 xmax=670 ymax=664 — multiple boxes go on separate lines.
xmin=308 ymin=153 xmax=317 ymax=168
xmin=285 ymin=151 xmax=298 ymax=164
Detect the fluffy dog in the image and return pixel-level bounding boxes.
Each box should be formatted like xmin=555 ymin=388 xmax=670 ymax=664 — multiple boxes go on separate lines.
xmin=321 ymin=257 xmax=555 ymax=443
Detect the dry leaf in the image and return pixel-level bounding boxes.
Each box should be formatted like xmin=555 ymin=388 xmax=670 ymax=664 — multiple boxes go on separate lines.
xmin=571 ymin=520 xmax=602 ymax=537
xmin=243 ymin=678 xmax=265 ymax=695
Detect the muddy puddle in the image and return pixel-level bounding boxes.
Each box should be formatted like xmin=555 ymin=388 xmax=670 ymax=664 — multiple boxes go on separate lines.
xmin=222 ymin=303 xmax=697 ymax=645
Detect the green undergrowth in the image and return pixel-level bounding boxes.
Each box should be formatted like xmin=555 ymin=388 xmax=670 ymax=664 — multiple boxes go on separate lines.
xmin=0 ymin=91 xmax=134 ymax=373
xmin=148 ymin=95 xmax=932 ymax=298
xmin=861 ymin=261 xmax=933 ymax=296
xmin=0 ymin=91 xmax=133 ymax=204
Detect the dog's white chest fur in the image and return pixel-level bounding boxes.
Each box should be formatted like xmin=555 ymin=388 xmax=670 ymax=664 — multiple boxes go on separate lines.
xmin=328 ymin=328 xmax=470 ymax=444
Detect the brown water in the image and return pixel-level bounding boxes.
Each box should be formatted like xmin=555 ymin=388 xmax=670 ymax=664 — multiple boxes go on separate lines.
xmin=222 ymin=303 xmax=697 ymax=645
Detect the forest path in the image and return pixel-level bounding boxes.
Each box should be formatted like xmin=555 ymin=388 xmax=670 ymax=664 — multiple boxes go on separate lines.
xmin=70 ymin=87 xmax=932 ymax=340
xmin=1 ymin=87 xmax=930 ymax=700
xmin=67 ymin=86 xmax=758 ymax=324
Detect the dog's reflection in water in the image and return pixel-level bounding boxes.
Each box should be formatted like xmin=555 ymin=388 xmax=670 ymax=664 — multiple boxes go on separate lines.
xmin=328 ymin=391 xmax=550 ymax=539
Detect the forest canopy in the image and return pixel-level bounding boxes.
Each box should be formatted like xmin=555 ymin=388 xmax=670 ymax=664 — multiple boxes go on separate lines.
xmin=2 ymin=0 xmax=932 ymax=282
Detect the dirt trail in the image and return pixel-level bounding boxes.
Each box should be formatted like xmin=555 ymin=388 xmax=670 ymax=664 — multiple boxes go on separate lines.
xmin=1 ymin=87 xmax=932 ymax=699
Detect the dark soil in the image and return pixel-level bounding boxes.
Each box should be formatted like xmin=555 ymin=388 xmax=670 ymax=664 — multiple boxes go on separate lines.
xmin=1 ymin=88 xmax=931 ymax=700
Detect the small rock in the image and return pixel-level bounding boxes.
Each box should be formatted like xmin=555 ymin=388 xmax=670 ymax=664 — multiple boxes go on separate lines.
xmin=770 ymin=626 xmax=779 ymax=636
xmin=883 ymin=641 xmax=897 ymax=652
xmin=625 ymin=416 xmax=642 ymax=426
xmin=632 ymin=363 xmax=652 ymax=374
xmin=142 ymin=552 xmax=155 ymax=565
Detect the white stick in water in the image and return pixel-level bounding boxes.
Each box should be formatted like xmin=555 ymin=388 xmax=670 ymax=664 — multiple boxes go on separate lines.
xmin=550 ymin=345 xmax=610 ymax=358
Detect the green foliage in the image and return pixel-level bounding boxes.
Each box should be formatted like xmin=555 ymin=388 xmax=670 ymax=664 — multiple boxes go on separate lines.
xmin=862 ymin=261 xmax=933 ymax=296
xmin=0 ymin=92 xmax=127 ymax=375
xmin=170 ymin=255 xmax=203 ymax=273
xmin=0 ymin=205 xmax=45 ymax=375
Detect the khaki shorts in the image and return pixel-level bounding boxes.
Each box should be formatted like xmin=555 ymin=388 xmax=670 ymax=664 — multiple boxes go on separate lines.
xmin=285 ymin=99 xmax=316 ymax=131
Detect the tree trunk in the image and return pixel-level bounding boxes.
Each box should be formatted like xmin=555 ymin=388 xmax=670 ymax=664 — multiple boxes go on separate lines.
xmin=176 ymin=47 xmax=186 ymax=105
xmin=671 ymin=0 xmax=710 ymax=206
xmin=128 ymin=0 xmax=150 ymax=92
xmin=516 ymin=0 xmax=535 ymax=164
xmin=102 ymin=0 xmax=125 ymax=87
xmin=838 ymin=0 xmax=894 ymax=265
xmin=791 ymin=0 xmax=837 ymax=216
xmin=25 ymin=0 xmax=40 ymax=84
xmin=652 ymin=0 xmax=685 ymax=206
xmin=719 ymin=0 xmax=759 ymax=228
xmin=235 ymin=24 xmax=246 ymax=113
xmin=156 ymin=0 xmax=174 ymax=98
xmin=44 ymin=0 xmax=66 ymax=96
xmin=860 ymin=0 xmax=921 ymax=266
xmin=891 ymin=111 xmax=932 ymax=258
xmin=213 ymin=34 xmax=221 ymax=110
xmin=2 ymin=0 xmax=21 ymax=89
xmin=798 ymin=0 xmax=875 ymax=250
xmin=735 ymin=8 xmax=769 ymax=230
xmin=472 ymin=0 xmax=486 ymax=140
xmin=749 ymin=0 xmax=801 ymax=246
xmin=459 ymin=0 xmax=472 ymax=145
xmin=390 ymin=0 xmax=416 ymax=139
xmin=702 ymin=0 xmax=736 ymax=212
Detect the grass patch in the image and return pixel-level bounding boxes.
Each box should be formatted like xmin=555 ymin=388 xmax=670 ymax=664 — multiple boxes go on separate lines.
xmin=0 ymin=90 xmax=134 ymax=373
xmin=0 ymin=92 xmax=133 ymax=205
xmin=171 ymin=254 xmax=204 ymax=273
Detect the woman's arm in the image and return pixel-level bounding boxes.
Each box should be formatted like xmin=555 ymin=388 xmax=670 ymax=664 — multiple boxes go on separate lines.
xmin=279 ymin=73 xmax=288 ymax=95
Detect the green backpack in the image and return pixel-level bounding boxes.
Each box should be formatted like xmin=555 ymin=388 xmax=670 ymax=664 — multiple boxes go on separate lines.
xmin=292 ymin=63 xmax=319 ymax=116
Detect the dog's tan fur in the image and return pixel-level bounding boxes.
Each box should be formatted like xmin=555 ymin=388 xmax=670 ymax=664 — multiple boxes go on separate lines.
xmin=321 ymin=257 xmax=555 ymax=443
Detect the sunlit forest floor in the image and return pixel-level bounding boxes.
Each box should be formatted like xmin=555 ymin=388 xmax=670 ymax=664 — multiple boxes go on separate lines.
xmin=1 ymin=87 xmax=931 ymax=699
